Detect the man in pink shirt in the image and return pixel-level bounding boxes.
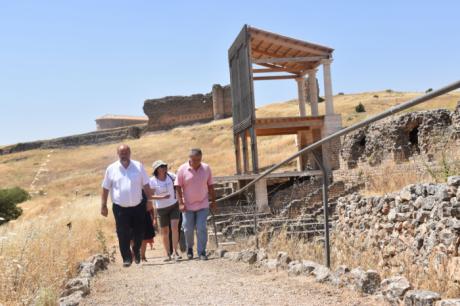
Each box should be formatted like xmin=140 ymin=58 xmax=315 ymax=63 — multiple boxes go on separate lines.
xmin=175 ymin=148 xmax=216 ymax=260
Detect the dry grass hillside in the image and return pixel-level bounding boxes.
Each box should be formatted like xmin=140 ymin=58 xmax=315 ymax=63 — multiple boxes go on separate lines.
xmin=0 ymin=90 xmax=459 ymax=304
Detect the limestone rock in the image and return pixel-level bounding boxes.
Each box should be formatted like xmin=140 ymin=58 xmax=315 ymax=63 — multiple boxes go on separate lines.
xmin=61 ymin=277 xmax=90 ymax=298
xmin=261 ymin=259 xmax=279 ymax=271
xmin=89 ymin=254 xmax=109 ymax=273
xmin=240 ymin=250 xmax=257 ymax=264
xmin=77 ymin=262 xmax=95 ymax=278
xmin=58 ymin=290 xmax=84 ymax=306
xmin=335 ymin=265 xmax=350 ymax=275
xmin=302 ymin=260 xmax=320 ymax=274
xmin=447 ymin=176 xmax=460 ymax=187
xmin=223 ymin=251 xmax=242 ymax=261
xmin=214 ymin=248 xmax=228 ymax=258
xmin=381 ymin=276 xmax=412 ymax=304
xmin=400 ymin=189 xmax=413 ymax=202
xmin=350 ymin=268 xmax=381 ymax=294
xmin=256 ymin=248 xmax=268 ymax=262
xmin=313 ymin=265 xmax=332 ymax=283
xmin=276 ymin=251 xmax=291 ymax=268
xmin=404 ymin=290 xmax=441 ymax=306
xmin=437 ymin=299 xmax=460 ymax=306
xmin=287 ymin=261 xmax=303 ymax=276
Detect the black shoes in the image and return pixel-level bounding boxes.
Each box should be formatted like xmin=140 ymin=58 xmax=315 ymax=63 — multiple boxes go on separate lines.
xmin=187 ymin=248 xmax=193 ymax=260
xmin=199 ymin=253 xmax=208 ymax=261
xmin=123 ymin=260 xmax=132 ymax=267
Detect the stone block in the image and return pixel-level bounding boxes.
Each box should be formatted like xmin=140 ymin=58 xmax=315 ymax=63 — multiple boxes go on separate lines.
xmin=58 ymin=290 xmax=84 ymax=306
xmin=404 ymin=290 xmax=441 ymax=306
xmin=350 ymin=268 xmax=381 ymax=294
xmin=381 ymin=276 xmax=412 ymax=304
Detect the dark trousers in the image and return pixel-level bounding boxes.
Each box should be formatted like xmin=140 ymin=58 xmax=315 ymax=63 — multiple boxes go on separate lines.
xmin=112 ymin=202 xmax=146 ymax=263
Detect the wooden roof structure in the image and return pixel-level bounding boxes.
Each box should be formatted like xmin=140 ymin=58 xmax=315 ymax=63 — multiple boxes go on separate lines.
xmin=228 ymin=25 xmax=335 ymax=175
xmin=249 ymin=26 xmax=334 ymax=79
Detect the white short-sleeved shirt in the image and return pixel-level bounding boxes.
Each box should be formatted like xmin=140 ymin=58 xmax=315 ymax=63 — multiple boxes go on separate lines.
xmin=149 ymin=172 xmax=176 ymax=209
xmin=102 ymin=160 xmax=150 ymax=207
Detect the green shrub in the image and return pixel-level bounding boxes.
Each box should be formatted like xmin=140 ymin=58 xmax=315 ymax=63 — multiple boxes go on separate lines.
xmin=338 ymin=92 xmax=344 ymax=96
xmin=425 ymin=88 xmax=433 ymax=93
xmin=373 ymin=94 xmax=379 ymax=98
xmin=0 ymin=187 xmax=30 ymax=224
xmin=385 ymin=89 xmax=393 ymax=93
xmin=355 ymin=103 xmax=366 ymax=113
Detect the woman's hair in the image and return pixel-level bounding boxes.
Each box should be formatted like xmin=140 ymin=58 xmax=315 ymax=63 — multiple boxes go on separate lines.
xmin=153 ymin=165 xmax=167 ymax=177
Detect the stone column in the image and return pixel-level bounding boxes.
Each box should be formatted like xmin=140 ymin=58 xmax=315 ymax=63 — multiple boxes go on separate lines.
xmin=307 ymin=69 xmax=319 ymax=116
xmin=322 ymin=59 xmax=334 ymax=115
xmin=255 ymin=178 xmax=270 ymax=212
xmin=295 ymin=77 xmax=307 ymax=117
xmin=212 ymin=84 xmax=225 ymax=119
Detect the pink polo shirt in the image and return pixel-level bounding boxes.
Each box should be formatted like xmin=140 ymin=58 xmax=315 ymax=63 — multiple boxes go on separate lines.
xmin=174 ymin=162 xmax=214 ymax=211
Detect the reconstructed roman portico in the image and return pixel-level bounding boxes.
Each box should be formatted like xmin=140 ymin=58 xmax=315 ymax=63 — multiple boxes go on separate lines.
xmin=216 ymin=25 xmax=342 ymax=212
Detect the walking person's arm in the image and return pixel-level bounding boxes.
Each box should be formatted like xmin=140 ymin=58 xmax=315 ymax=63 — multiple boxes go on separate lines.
xmin=208 ymin=184 xmax=217 ymax=214
xmin=101 ymin=167 xmax=112 ymax=217
xmin=143 ymin=184 xmax=157 ymax=228
xmin=176 ymin=186 xmax=186 ymax=212
xmin=207 ymin=166 xmax=217 ymax=213
xmin=101 ymin=188 xmax=109 ymax=217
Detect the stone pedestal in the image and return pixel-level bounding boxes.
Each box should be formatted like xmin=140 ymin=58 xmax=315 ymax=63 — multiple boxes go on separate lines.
xmin=255 ymin=179 xmax=270 ymax=213
xmin=321 ymin=114 xmax=343 ymax=172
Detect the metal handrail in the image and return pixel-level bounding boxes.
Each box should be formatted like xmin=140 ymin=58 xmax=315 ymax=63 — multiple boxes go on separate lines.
xmin=217 ymin=80 xmax=460 ymax=203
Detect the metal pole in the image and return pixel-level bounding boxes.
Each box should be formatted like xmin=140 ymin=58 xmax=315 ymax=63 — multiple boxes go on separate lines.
xmin=216 ymin=80 xmax=460 ymax=204
xmin=312 ymin=151 xmax=331 ymax=268
xmin=247 ymin=191 xmax=259 ymax=249
xmin=254 ymin=200 xmax=259 ymax=249
xmin=210 ymin=210 xmax=219 ymax=248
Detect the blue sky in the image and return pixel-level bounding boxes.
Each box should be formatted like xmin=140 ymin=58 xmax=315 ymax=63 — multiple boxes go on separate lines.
xmin=0 ymin=1 xmax=459 ymax=145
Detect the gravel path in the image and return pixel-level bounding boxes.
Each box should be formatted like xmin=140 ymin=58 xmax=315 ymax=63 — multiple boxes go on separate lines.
xmin=82 ymin=247 xmax=384 ymax=306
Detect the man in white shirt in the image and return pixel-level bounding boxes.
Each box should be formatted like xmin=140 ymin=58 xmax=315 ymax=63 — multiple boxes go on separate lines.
xmin=101 ymin=144 xmax=154 ymax=267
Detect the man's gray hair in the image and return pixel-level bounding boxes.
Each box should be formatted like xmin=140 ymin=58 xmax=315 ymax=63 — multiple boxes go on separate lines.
xmin=189 ymin=148 xmax=202 ymax=156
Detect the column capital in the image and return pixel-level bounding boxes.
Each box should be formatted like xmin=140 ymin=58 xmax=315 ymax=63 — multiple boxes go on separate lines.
xmin=307 ymin=68 xmax=317 ymax=75
xmin=295 ymin=76 xmax=306 ymax=83
xmin=320 ymin=58 xmax=333 ymax=65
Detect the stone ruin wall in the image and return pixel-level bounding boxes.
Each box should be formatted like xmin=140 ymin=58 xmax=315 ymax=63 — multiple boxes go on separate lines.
xmin=0 ymin=125 xmax=143 ymax=155
xmin=143 ymin=84 xmax=232 ymax=131
xmin=334 ymin=102 xmax=460 ymax=188
xmin=95 ymin=117 xmax=148 ymax=130
xmin=335 ymin=177 xmax=460 ymax=286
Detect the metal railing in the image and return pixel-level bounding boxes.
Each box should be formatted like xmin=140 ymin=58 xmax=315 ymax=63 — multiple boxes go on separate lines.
xmin=215 ymin=80 xmax=460 ymax=267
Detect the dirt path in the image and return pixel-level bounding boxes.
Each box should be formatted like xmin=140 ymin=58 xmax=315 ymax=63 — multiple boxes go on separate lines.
xmin=81 ymin=246 xmax=383 ymax=306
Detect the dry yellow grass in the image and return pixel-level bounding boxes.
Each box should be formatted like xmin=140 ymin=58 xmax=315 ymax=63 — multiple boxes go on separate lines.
xmin=0 ymin=90 xmax=459 ymax=304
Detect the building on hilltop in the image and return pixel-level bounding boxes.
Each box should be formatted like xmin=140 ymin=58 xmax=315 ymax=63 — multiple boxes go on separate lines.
xmin=143 ymin=84 xmax=232 ymax=131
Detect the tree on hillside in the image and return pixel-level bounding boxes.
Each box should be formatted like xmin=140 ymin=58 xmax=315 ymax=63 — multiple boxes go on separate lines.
xmin=0 ymin=187 xmax=30 ymax=225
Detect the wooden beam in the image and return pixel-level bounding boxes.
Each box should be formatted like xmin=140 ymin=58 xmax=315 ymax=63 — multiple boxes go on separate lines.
xmin=254 ymin=62 xmax=302 ymax=75
xmin=253 ymin=56 xmax=326 ymax=64
xmin=253 ymin=75 xmax=299 ymax=81
xmin=253 ymin=68 xmax=297 ymax=73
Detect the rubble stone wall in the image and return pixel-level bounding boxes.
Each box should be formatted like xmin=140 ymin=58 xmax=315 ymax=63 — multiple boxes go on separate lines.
xmin=336 ymin=177 xmax=460 ymax=277
xmin=340 ymin=103 xmax=460 ymax=170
